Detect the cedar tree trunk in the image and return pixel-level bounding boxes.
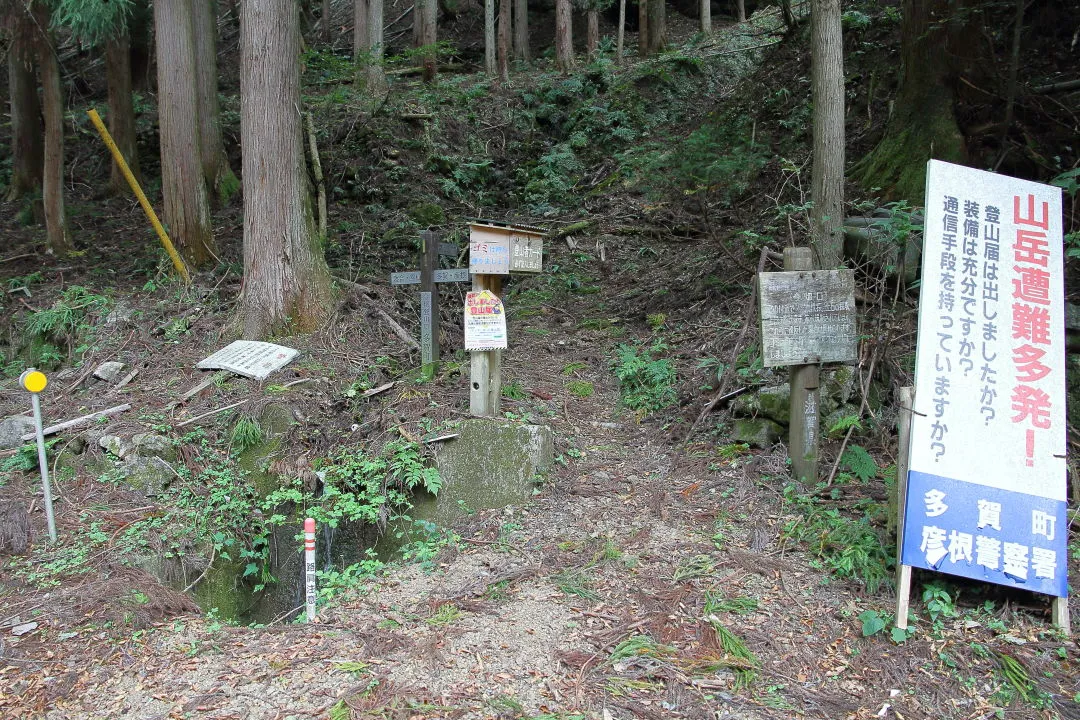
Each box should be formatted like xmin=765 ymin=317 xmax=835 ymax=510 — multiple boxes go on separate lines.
xmin=616 ymin=0 xmax=625 ymax=64
xmin=646 ymin=0 xmax=665 ymax=53
xmin=239 ymin=0 xmax=332 ymax=337
xmin=554 ymin=0 xmax=574 ymax=71
xmin=413 ymin=0 xmax=437 ymax=81
xmin=6 ymin=19 xmax=43 ymax=202
xmin=105 ymin=30 xmax=141 ymax=194
xmin=810 ymin=0 xmax=844 ymax=269
xmin=513 ymin=0 xmax=529 ymax=61
xmin=484 ymin=0 xmax=496 ymax=74
xmin=853 ymin=0 xmax=971 ymax=203
xmin=586 ymin=9 xmax=598 ymax=60
xmin=367 ymin=0 xmax=386 ymax=88
xmin=35 ymin=7 xmax=72 ymax=255
xmin=638 ymin=0 xmax=648 ymax=56
xmin=193 ymin=0 xmax=238 ymax=205
xmin=354 ymin=0 xmax=369 ymax=58
xmin=498 ymin=0 xmax=511 ymax=80
xmin=700 ymin=0 xmax=710 ymax=33
xmin=155 ymin=0 xmax=216 ymax=266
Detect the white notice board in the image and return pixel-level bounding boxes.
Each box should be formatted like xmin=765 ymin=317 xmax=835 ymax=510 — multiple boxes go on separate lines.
xmin=902 ymin=160 xmax=1067 ymax=598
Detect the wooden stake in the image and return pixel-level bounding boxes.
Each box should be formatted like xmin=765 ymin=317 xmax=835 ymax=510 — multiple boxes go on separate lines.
xmin=895 ymin=386 xmax=914 ymax=630
xmin=785 ymin=247 xmax=819 ymax=483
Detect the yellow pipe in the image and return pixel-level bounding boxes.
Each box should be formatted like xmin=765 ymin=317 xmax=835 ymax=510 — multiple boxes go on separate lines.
xmin=86 ymin=108 xmax=191 ymax=285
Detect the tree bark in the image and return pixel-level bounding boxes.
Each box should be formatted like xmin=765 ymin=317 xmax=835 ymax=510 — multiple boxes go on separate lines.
xmin=555 ymin=0 xmax=574 ymax=71
xmin=810 ymin=0 xmax=844 ymax=269
xmin=354 ymin=0 xmax=369 ymax=58
xmin=853 ymin=0 xmax=971 ymax=203
xmin=239 ymin=0 xmax=331 ymax=338
xmin=129 ymin=0 xmax=153 ymax=92
xmin=638 ymin=0 xmax=648 ymax=56
xmin=616 ymin=0 xmax=625 ymax=64
xmin=105 ymin=30 xmax=141 ymax=195
xmin=699 ymin=0 xmax=710 ymax=34
xmin=586 ymin=9 xmax=598 ymax=60
xmin=498 ymin=0 xmax=511 ymax=80
xmin=646 ymin=0 xmax=665 ymax=53
xmin=34 ymin=6 xmax=72 ymax=256
xmin=322 ymin=0 xmax=332 ymax=41
xmin=6 ymin=16 xmax=43 ymax=203
xmin=367 ymin=0 xmax=386 ymax=89
xmin=736 ymin=0 xmax=745 ymax=22
xmin=155 ymin=0 xmax=216 ymax=266
xmin=193 ymin=0 xmax=238 ymax=206
xmin=413 ymin=0 xmax=437 ymax=81
xmin=512 ymin=0 xmax=528 ymax=62
xmin=484 ymin=0 xmax=496 ymax=74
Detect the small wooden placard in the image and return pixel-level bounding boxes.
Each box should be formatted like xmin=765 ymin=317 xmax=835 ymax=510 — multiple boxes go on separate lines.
xmin=758 ymin=269 xmax=857 ymax=368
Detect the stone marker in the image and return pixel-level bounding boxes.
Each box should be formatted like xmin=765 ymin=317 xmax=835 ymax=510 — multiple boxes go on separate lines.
xmin=92 ymin=361 xmax=127 ymax=383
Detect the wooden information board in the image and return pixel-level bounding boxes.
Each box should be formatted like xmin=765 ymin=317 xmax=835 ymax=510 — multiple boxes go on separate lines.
xmin=758 ymin=269 xmax=857 ymax=368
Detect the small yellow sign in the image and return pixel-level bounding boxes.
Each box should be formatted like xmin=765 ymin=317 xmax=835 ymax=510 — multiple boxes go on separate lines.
xmin=20 ymin=369 xmax=48 ymax=394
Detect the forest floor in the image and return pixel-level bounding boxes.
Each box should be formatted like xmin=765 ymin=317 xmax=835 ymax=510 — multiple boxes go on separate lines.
xmin=1 ymin=3 xmax=1079 ymax=719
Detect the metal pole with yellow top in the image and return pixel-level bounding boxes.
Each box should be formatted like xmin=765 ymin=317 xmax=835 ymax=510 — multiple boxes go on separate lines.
xmin=20 ymin=369 xmax=57 ymax=541
xmin=85 ymin=108 xmax=192 ymax=286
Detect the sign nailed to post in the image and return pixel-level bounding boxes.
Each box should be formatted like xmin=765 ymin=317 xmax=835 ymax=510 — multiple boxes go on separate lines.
xmin=903 ymin=160 xmax=1068 ymax=601
xmin=464 ymin=290 xmax=507 ymax=351
xmin=468 ymin=221 xmax=545 ymax=275
xmin=758 ymin=269 xmax=857 ymax=367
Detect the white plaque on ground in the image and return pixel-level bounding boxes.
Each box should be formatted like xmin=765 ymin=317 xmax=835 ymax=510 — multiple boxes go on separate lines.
xmin=196 ymin=340 xmax=299 ymax=380
xmin=902 ymin=159 xmax=1067 ymax=598
xmin=758 ymin=269 xmax=857 ymax=367
xmin=464 ymin=290 xmax=507 ymax=351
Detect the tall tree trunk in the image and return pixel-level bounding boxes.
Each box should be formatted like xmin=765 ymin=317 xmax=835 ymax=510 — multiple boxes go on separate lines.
xmin=155 ymin=0 xmax=215 ymax=266
xmin=554 ymin=0 xmax=574 ymax=71
xmin=34 ymin=6 xmax=72 ymax=256
xmin=512 ymin=0 xmax=529 ymax=62
xmin=129 ymin=0 xmax=153 ymax=92
xmin=193 ymin=0 xmax=238 ymax=205
xmin=6 ymin=20 xmax=43 ymax=203
xmin=853 ymin=0 xmax=971 ymax=203
xmin=484 ymin=0 xmax=496 ymax=74
xmin=646 ymin=0 xmax=665 ymax=53
xmin=105 ymin=30 xmax=141 ymax=195
xmin=322 ymin=0 xmax=332 ymax=41
xmin=638 ymin=0 xmax=648 ymax=56
xmin=367 ymin=0 xmax=385 ymax=89
xmin=810 ymin=0 xmax=844 ymax=269
xmin=699 ymin=0 xmax=710 ymax=33
xmin=498 ymin=0 xmax=511 ymax=80
xmin=586 ymin=9 xmax=598 ymax=60
xmin=239 ymin=0 xmax=331 ymax=337
xmin=736 ymin=0 xmax=745 ymax=22
xmin=616 ymin=0 xmax=625 ymax=65
xmin=354 ymin=0 xmax=369 ymax=58
xmin=1002 ymin=0 xmax=1024 ymax=140
xmin=778 ymin=0 xmax=795 ymax=32
xmin=413 ymin=0 xmax=437 ymax=81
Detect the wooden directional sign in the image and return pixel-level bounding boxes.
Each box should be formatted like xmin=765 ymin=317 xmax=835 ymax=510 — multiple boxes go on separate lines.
xmin=758 ymin=269 xmax=857 ymax=368
xmin=391 ymin=268 xmax=469 ymax=286
xmin=468 ymin=221 xmax=544 ymax=275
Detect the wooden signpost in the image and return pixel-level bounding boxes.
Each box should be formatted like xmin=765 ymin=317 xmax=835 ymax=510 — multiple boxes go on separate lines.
xmin=897 ymin=160 xmax=1070 ymax=632
xmin=389 ymin=230 xmax=469 ymax=371
xmin=467 ymin=220 xmax=545 ymax=416
xmin=758 ymin=247 xmax=857 ymax=482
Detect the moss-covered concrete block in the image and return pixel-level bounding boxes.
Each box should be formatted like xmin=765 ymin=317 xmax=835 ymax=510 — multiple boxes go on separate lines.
xmin=730 ymin=384 xmax=791 ymax=424
xmin=410 ymin=420 xmax=554 ymax=527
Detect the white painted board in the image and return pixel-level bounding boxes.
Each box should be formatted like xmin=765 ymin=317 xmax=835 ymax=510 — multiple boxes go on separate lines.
xmin=196 ymin=340 xmax=299 ymax=380
xmin=464 ymin=290 xmax=507 ymax=351
xmin=902 ymin=159 xmax=1067 ymax=597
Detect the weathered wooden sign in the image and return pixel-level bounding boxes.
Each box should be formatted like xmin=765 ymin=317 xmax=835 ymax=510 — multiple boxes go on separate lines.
xmin=758 ymin=269 xmax=857 ymax=368
xmin=899 ymin=160 xmax=1068 ymax=629
xmin=197 ymin=340 xmax=298 ymax=379
xmin=390 ymin=268 xmax=470 ymax=286
xmin=468 ymin=221 xmax=544 ymax=275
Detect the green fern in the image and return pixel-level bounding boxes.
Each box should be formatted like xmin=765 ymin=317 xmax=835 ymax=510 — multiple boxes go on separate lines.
xmin=840 ymin=444 xmax=879 ymax=482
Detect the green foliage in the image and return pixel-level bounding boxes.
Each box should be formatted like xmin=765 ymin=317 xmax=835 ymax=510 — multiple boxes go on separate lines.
xmin=707 ymin=621 xmax=758 ymax=689
xmin=1 ymin=439 xmax=60 ymax=472
xmin=704 ymin=589 xmax=758 ymax=616
xmin=552 ymin=568 xmax=600 ymax=601
xmin=610 ymin=634 xmax=675 ymax=662
xmin=922 ymin=582 xmax=957 ymax=624
xmin=230 ymin=417 xmax=264 ymax=454
xmin=566 ymin=380 xmax=594 ymax=398
xmin=827 ymin=414 xmax=862 ymax=436
xmin=8 ymin=272 xmax=43 ymax=292
xmin=23 ymin=286 xmax=110 ymax=361
xmin=840 ymin=444 xmax=879 ymax=482
xmin=782 ymin=485 xmax=892 ymax=592
xmin=53 ymin=0 xmax=134 ymax=45
xmin=501 ymin=379 xmax=527 ymax=400
xmin=612 ymin=339 xmax=677 ymax=416
xmin=858 ymin=608 xmax=886 ymax=637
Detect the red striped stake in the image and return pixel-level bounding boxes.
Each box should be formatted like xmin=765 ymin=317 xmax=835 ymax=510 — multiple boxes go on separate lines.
xmin=304 ymin=518 xmax=316 ymax=622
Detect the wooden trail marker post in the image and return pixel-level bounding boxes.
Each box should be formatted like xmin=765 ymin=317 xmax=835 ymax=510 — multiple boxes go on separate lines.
xmin=898 ymin=160 xmax=1070 ymax=633
xmin=467 ymin=221 xmax=544 ymax=417
xmin=759 ymin=247 xmax=857 ymax=483
xmin=389 ymin=230 xmax=468 ymax=372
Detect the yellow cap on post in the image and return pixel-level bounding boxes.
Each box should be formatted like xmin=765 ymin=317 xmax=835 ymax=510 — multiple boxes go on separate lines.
xmin=20 ymin=369 xmax=48 ymax=394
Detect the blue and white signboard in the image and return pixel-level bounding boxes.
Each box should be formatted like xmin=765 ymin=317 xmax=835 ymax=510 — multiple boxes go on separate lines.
xmin=902 ymin=160 xmax=1067 ymax=598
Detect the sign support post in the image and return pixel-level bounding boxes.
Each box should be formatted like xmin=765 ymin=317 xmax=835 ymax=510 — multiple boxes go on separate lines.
xmin=469 ymin=273 xmax=503 ymax=416
xmin=20 ymin=369 xmax=57 ymax=542
xmin=895 ymin=386 xmax=914 ymax=629
xmin=419 ymin=230 xmax=440 ymax=373
xmin=785 ymin=247 xmax=820 ymax=483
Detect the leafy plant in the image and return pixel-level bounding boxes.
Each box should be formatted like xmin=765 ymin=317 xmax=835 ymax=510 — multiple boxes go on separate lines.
xmin=501 ymin=379 xmax=527 ymax=400
xmin=612 ymin=339 xmax=677 ymax=416
xmin=566 ymin=380 xmax=594 ymax=398
xmin=230 ymin=417 xmax=264 ymax=454
xmin=23 ymin=286 xmax=110 ymax=361
xmin=840 ymin=444 xmax=879 ymax=482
